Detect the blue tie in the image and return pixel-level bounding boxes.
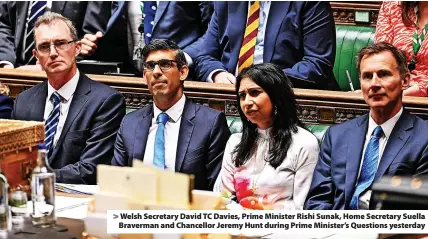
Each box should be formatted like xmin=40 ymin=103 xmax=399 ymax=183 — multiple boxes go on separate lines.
xmin=44 ymin=92 xmax=61 ymax=154
xmin=24 ymin=1 xmax=47 ymax=64
xmin=143 ymin=1 xmax=156 ymax=44
xmin=153 ymin=112 xmax=168 ymax=169
xmin=350 ymin=126 xmax=384 ymax=209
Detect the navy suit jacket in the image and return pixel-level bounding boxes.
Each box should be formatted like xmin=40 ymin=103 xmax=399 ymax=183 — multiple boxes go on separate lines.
xmin=112 ymin=98 xmax=231 ymax=191
xmin=194 ymin=1 xmax=338 ymax=90
xmin=0 ymin=94 xmax=13 ymax=119
xmin=12 ymin=74 xmax=126 ymax=184
xmin=101 ymin=1 xmax=213 ymax=73
xmin=305 ymin=110 xmax=428 ymax=210
xmin=0 ymin=1 xmax=111 ymax=67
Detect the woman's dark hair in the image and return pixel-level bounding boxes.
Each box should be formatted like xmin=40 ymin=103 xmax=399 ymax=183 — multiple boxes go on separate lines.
xmin=233 ymin=63 xmax=304 ymax=169
xmin=401 ymin=1 xmax=418 ymax=27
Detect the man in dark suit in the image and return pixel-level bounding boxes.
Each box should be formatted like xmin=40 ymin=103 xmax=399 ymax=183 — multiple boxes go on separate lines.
xmin=305 ymin=42 xmax=428 ymax=210
xmin=81 ymin=1 xmax=213 ymax=75
xmin=194 ymin=1 xmax=338 ymax=90
xmin=11 ymin=12 xmax=125 ymax=184
xmin=0 ymin=1 xmax=111 ymax=70
xmin=112 ymin=39 xmax=230 ymax=191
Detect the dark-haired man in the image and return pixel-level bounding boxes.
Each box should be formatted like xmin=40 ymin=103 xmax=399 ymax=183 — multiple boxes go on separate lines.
xmin=12 ymin=12 xmax=125 ymax=184
xmin=112 ymin=39 xmax=230 ymax=191
xmin=305 ymin=42 xmax=428 ymax=210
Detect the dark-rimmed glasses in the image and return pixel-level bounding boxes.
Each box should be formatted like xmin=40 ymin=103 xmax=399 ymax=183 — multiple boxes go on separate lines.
xmin=143 ymin=59 xmax=178 ymax=71
xmin=36 ymin=40 xmax=76 ymax=54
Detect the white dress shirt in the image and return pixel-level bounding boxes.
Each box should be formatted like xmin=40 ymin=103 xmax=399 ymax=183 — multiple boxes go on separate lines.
xmin=357 ymin=107 xmax=403 ymax=209
xmin=207 ymin=1 xmax=271 ymax=82
xmin=142 ymin=93 xmax=186 ymax=171
xmin=43 ymin=70 xmax=80 ymax=148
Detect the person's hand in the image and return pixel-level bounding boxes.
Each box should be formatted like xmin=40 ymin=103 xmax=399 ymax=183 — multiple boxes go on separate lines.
xmin=0 ymin=64 xmax=13 ymax=69
xmin=16 ymin=64 xmax=43 ymax=71
xmin=213 ymin=71 xmax=236 ymax=84
xmin=80 ymin=31 xmax=103 ymax=56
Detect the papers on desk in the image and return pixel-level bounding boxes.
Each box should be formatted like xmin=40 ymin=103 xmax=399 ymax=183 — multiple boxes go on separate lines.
xmin=55 ymin=196 xmax=93 ymax=219
xmin=55 ymin=183 xmax=99 ymax=195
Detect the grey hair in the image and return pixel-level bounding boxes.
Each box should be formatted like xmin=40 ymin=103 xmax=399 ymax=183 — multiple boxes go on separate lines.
xmin=33 ymin=12 xmax=78 ymax=44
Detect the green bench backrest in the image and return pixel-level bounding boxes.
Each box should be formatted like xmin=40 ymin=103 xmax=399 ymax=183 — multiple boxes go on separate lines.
xmin=334 ymin=25 xmax=376 ymax=91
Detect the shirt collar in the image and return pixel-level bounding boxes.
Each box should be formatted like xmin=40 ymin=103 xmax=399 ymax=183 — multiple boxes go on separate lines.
xmin=47 ymin=69 xmax=80 ymax=102
xmin=153 ymin=93 xmax=186 ymax=123
xmin=368 ymin=107 xmax=403 ymax=139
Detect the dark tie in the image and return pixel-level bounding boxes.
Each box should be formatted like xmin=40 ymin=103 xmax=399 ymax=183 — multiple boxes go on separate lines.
xmin=44 ymin=92 xmax=61 ymax=154
xmin=24 ymin=1 xmax=47 ymax=65
xmin=350 ymin=126 xmax=384 ymax=209
xmin=143 ymin=1 xmax=156 ymax=44
xmin=153 ymin=112 xmax=168 ymax=169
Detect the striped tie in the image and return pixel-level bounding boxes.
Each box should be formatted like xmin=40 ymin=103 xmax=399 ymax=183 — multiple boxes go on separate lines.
xmin=237 ymin=1 xmax=260 ymax=73
xmin=349 ymin=126 xmax=384 ymax=209
xmin=44 ymin=92 xmax=61 ymax=154
xmin=23 ymin=1 xmax=47 ymax=65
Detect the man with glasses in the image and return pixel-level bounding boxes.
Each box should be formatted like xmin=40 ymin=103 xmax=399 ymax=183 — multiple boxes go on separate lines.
xmin=112 ymin=39 xmax=230 ymax=191
xmin=12 ymin=12 xmax=126 ymax=185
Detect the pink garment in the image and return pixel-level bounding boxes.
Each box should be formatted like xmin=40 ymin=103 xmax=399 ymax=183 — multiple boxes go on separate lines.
xmin=375 ymin=1 xmax=428 ymax=96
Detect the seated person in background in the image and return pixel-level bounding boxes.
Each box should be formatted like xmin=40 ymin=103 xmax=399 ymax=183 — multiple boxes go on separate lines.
xmin=0 ymin=1 xmax=111 ymax=70
xmin=215 ymin=63 xmax=319 ymax=210
xmin=80 ymin=1 xmax=213 ymax=75
xmin=0 ymin=82 xmax=13 ymax=119
xmin=193 ymin=1 xmax=338 ymax=90
xmin=305 ymin=42 xmax=428 ymax=210
xmin=112 ymin=39 xmax=231 ymax=191
xmin=375 ymin=1 xmax=428 ymax=97
xmin=12 ymin=12 xmax=126 ymax=184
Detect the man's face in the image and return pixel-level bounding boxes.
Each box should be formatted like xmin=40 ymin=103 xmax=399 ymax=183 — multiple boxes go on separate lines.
xmin=143 ymin=50 xmax=188 ymax=101
xmin=359 ymin=51 xmax=409 ymax=111
xmin=33 ymin=20 xmax=81 ymax=76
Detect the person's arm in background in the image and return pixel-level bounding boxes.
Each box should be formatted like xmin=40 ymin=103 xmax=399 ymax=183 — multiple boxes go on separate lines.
xmin=374 ymin=1 xmax=394 ymax=43
xmin=283 ymin=2 xmax=336 ymax=88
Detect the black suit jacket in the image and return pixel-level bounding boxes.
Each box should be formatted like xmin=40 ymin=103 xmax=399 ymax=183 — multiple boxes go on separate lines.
xmin=0 ymin=94 xmax=13 ymax=119
xmin=12 ymin=74 xmax=126 ymax=184
xmin=0 ymin=1 xmax=111 ymax=66
xmin=305 ymin=110 xmax=428 ymax=210
xmin=112 ymin=98 xmax=231 ymax=190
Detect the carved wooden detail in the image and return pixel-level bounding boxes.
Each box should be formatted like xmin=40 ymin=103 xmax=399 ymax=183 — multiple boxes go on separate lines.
xmin=335 ymin=108 xmax=369 ymax=124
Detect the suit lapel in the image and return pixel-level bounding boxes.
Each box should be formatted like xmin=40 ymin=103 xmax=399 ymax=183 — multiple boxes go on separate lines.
xmin=175 ymin=99 xmax=195 ymax=172
xmin=153 ymin=1 xmax=169 ymax=32
xmin=344 ymin=115 xmax=368 ymax=207
xmin=29 ymin=82 xmax=48 ymax=121
xmin=49 ymin=74 xmax=90 ymax=163
xmin=51 ymin=1 xmax=66 ymax=14
xmin=133 ymin=106 xmax=153 ymax=164
xmin=375 ymin=111 xmax=413 ymax=180
xmin=228 ymin=2 xmax=248 ymax=72
xmin=264 ymin=1 xmax=290 ymax=62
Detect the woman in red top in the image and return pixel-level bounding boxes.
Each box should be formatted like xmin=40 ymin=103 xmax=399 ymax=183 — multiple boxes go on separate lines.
xmin=375 ymin=1 xmax=428 ymax=97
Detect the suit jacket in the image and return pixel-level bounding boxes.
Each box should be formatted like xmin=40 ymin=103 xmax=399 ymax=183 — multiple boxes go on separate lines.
xmin=112 ymin=98 xmax=231 ymax=191
xmin=0 ymin=94 xmax=13 ymax=119
xmin=0 ymin=1 xmax=111 ymax=67
xmin=12 ymin=74 xmax=126 ymax=184
xmin=305 ymin=110 xmax=428 ymax=210
xmin=194 ymin=1 xmax=338 ymax=90
xmin=101 ymin=1 xmax=213 ymax=74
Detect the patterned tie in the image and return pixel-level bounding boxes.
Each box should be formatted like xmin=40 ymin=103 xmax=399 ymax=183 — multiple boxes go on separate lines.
xmin=24 ymin=1 xmax=47 ymax=65
xmin=44 ymin=92 xmax=61 ymax=154
xmin=143 ymin=1 xmax=156 ymax=44
xmin=153 ymin=112 xmax=168 ymax=169
xmin=237 ymin=1 xmax=260 ymax=73
xmin=350 ymin=126 xmax=384 ymax=209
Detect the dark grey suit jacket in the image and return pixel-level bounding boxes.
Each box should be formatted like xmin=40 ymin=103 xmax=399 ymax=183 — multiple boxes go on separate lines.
xmin=112 ymin=98 xmax=231 ymax=191
xmin=12 ymin=74 xmax=126 ymax=184
xmin=0 ymin=1 xmax=111 ymax=67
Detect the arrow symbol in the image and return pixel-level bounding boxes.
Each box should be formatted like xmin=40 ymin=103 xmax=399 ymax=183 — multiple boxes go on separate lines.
xmin=113 ymin=214 xmax=118 ymax=219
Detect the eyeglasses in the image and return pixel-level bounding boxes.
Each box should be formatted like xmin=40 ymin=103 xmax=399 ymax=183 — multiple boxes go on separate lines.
xmin=143 ymin=59 xmax=178 ymax=71
xmin=36 ymin=40 xmax=76 ymax=53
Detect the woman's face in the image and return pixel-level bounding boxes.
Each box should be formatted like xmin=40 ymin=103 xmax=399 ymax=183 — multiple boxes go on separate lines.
xmin=238 ymin=77 xmax=273 ymax=129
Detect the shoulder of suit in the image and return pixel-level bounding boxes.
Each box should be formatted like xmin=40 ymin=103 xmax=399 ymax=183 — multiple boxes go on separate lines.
xmin=84 ymin=74 xmax=121 ymax=95
xmin=192 ymin=100 xmax=223 ymax=117
xmin=327 ymin=113 xmax=369 ymax=133
xmin=122 ymin=105 xmax=151 ymax=122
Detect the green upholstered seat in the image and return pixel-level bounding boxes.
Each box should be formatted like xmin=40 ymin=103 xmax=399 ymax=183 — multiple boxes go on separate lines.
xmin=334 ymin=25 xmax=376 ymax=91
